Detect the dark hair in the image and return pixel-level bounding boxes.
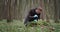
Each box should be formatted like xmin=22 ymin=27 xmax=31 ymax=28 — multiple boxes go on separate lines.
xmin=35 ymin=8 xmax=42 ymax=11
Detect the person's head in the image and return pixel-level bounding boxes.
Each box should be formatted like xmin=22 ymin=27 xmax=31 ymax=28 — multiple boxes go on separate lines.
xmin=35 ymin=7 xmax=42 ymax=14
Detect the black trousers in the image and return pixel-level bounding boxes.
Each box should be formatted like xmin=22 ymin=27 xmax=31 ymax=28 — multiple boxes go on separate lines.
xmin=24 ymin=17 xmax=38 ymax=26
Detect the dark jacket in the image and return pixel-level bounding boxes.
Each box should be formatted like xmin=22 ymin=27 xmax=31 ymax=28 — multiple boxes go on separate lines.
xmin=24 ymin=9 xmax=40 ymax=24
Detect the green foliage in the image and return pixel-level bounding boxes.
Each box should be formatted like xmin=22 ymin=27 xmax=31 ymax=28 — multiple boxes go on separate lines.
xmin=0 ymin=20 xmax=60 ymax=32
xmin=0 ymin=19 xmax=2 ymax=21
xmin=27 ymin=20 xmax=51 ymax=27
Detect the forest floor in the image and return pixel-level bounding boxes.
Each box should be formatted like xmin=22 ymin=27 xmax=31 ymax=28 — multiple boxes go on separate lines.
xmin=0 ymin=19 xmax=60 ymax=32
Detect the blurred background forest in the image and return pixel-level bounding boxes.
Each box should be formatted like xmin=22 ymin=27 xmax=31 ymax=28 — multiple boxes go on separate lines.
xmin=0 ymin=0 xmax=60 ymax=22
xmin=0 ymin=0 xmax=60 ymax=32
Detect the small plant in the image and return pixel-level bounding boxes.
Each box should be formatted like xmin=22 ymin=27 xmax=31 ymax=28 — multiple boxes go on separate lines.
xmin=26 ymin=20 xmax=51 ymax=27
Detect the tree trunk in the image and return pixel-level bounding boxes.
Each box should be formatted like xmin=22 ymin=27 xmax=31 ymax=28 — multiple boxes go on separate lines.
xmin=54 ymin=0 xmax=59 ymax=23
